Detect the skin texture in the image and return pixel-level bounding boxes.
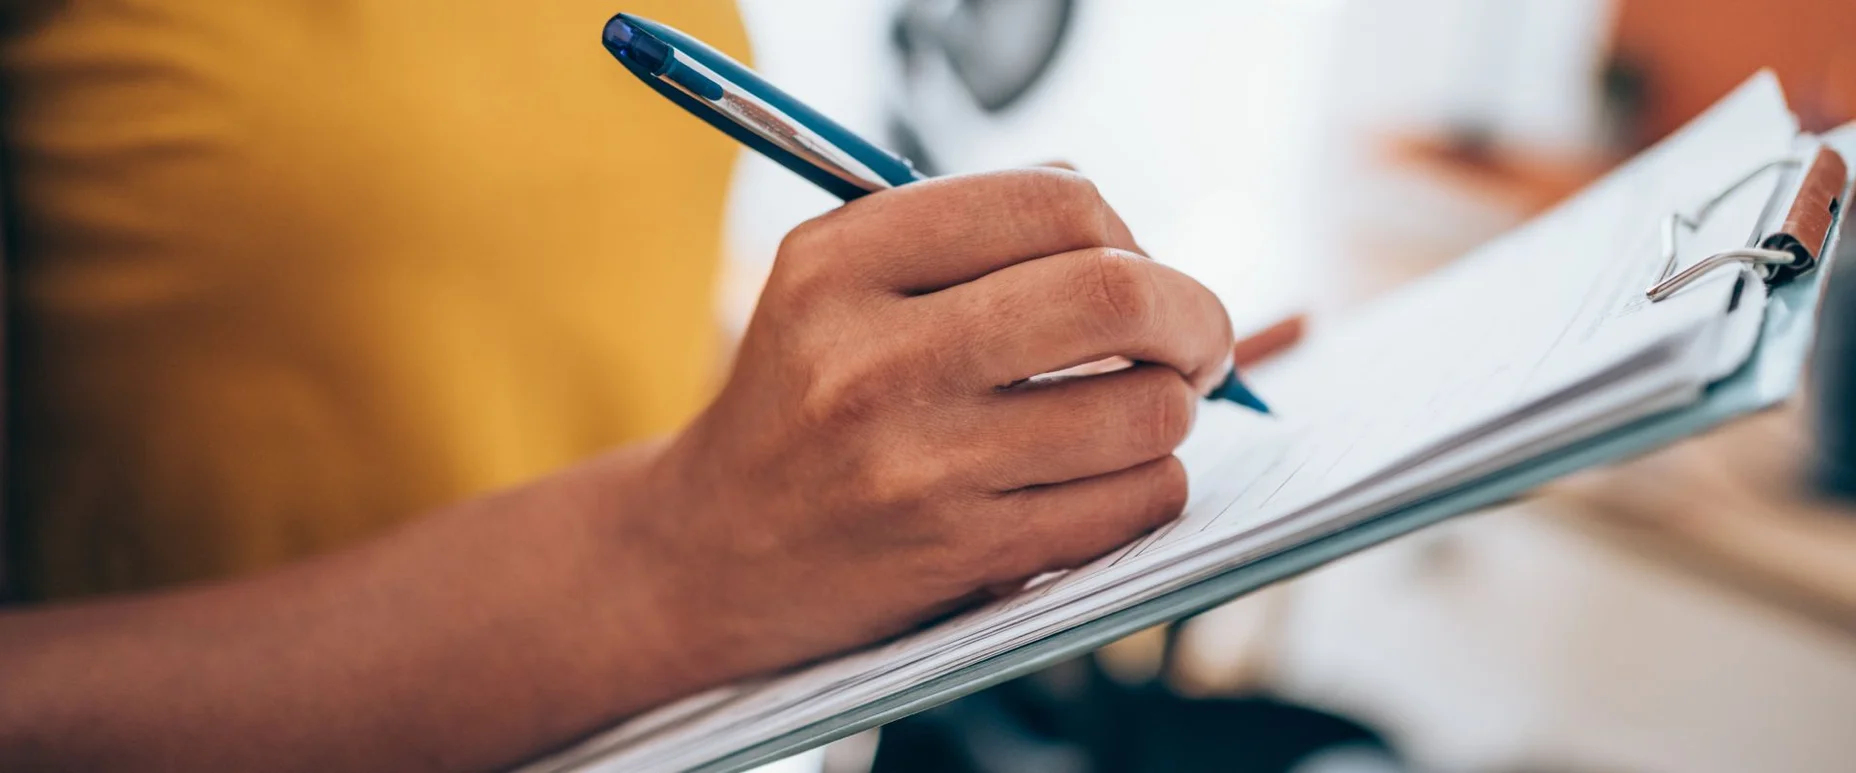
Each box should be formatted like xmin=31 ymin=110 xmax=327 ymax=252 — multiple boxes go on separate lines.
xmin=0 ymin=169 xmax=1297 ymax=772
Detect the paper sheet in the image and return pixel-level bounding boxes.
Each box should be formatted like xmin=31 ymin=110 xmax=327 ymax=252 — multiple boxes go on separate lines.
xmin=528 ymin=73 xmax=1802 ymax=773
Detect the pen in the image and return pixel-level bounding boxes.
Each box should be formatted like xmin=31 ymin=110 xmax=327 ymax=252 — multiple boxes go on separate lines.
xmin=601 ymin=13 xmax=1270 ymax=415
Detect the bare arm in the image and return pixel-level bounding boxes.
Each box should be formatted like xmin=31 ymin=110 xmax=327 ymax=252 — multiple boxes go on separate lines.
xmin=0 ymin=170 xmax=1291 ymax=772
xmin=0 ymin=443 xmax=714 ymax=772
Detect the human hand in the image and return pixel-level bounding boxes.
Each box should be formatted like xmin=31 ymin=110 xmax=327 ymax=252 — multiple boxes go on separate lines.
xmin=629 ymin=169 xmax=1238 ymax=684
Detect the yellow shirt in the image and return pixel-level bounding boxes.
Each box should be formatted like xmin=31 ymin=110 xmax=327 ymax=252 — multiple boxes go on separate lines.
xmin=1 ymin=1 xmax=749 ymax=599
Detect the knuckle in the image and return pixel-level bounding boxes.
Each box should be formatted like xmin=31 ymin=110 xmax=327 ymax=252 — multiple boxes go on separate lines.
xmin=1029 ymin=169 xmax=1113 ymax=245
xmin=796 ymin=362 xmax=885 ymax=431
xmin=1030 ymin=166 xmax=1099 ymax=199
xmin=859 ymin=455 xmax=947 ymax=512
xmin=776 ymin=214 xmax=833 ymax=259
xmin=772 ymin=217 xmax=824 ymax=265
xmin=1150 ymin=456 xmax=1190 ymax=517
xmin=772 ymin=219 xmax=843 ymax=301
xmin=1132 ymin=374 xmax=1196 ymax=455
xmin=1072 ymin=249 xmax=1157 ymax=338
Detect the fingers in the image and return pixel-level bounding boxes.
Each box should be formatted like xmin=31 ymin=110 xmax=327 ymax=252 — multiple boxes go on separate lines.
xmin=771 ymin=168 xmax=1142 ymax=296
xmin=921 ymin=247 xmax=1235 ymax=394
xmin=965 ymin=365 xmax=1197 ymax=490
xmin=975 ymin=456 xmax=1189 ymax=584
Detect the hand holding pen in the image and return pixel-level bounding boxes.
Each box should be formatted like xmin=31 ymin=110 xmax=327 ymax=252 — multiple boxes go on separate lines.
xmin=603 ymin=13 xmax=1273 ymax=413
xmin=651 ymin=168 xmax=1259 ymax=678
xmin=595 ymin=14 xmax=1306 ymax=677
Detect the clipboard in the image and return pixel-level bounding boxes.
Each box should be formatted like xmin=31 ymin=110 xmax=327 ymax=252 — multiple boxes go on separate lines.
xmin=683 ymin=136 xmax=1852 ymax=773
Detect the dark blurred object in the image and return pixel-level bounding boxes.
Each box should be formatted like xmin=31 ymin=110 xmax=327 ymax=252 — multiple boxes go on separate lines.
xmin=1812 ymin=191 xmax=1856 ymax=499
xmin=1596 ymin=57 xmax=1652 ymax=154
xmin=891 ymin=0 xmax=1076 ymax=114
xmin=886 ymin=115 xmax=943 ymax=179
xmin=868 ymin=658 xmax=1400 ymax=773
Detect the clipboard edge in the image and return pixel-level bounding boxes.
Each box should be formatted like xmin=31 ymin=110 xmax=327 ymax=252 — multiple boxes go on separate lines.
xmin=683 ymin=142 xmax=1852 ymax=773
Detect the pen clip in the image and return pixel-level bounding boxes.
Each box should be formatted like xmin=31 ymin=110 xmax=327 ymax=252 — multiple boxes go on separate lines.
xmin=655 ymin=52 xmax=895 ymax=196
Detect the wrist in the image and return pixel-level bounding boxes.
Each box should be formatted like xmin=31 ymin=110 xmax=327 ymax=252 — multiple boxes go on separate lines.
xmin=557 ymin=436 xmax=750 ymax=713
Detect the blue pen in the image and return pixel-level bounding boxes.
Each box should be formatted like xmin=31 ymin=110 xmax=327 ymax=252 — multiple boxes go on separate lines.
xmin=601 ymin=13 xmax=1270 ymax=415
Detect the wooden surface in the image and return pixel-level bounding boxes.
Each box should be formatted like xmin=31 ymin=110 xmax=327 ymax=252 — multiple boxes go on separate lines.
xmin=1552 ymin=402 xmax=1856 ymax=635
xmin=1612 ymin=0 xmax=1856 ymax=140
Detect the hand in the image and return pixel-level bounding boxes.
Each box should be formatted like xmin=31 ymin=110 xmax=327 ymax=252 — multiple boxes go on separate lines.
xmin=630 ymin=169 xmax=1237 ymax=684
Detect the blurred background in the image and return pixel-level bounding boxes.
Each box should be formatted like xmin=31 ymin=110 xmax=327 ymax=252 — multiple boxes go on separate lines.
xmin=728 ymin=1 xmax=1856 ymax=772
xmin=2 ymin=0 xmax=1851 ymax=770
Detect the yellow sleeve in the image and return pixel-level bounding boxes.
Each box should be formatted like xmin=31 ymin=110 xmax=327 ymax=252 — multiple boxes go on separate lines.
xmin=2 ymin=0 xmax=751 ymax=599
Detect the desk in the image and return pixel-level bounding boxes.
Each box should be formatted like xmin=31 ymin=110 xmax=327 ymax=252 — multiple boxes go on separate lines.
xmin=1556 ymin=403 xmax=1856 ymax=637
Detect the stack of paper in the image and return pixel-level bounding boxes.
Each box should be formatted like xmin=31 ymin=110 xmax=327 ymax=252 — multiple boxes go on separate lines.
xmin=528 ymin=74 xmax=1810 ymax=772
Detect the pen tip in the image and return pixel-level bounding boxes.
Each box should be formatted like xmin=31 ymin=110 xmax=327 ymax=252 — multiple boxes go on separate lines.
xmin=1210 ymin=372 xmax=1272 ymax=415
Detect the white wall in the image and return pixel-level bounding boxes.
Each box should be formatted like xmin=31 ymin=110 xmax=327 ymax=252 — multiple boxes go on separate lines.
xmin=722 ymin=0 xmax=1618 ymax=336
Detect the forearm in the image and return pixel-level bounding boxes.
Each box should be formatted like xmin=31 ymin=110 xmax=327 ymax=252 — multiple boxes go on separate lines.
xmin=0 ymin=442 xmax=704 ymax=773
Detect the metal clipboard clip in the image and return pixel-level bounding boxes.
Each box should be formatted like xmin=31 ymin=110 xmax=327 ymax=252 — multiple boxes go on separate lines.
xmin=1647 ymin=145 xmax=1849 ymax=302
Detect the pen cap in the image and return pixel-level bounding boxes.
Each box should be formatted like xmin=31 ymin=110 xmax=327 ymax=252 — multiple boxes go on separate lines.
xmin=603 ymin=16 xmax=671 ymax=75
xmin=602 ymin=14 xmax=922 ymax=200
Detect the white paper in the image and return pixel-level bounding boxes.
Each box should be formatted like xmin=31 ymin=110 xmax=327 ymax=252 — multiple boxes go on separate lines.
xmin=526 ymin=73 xmax=1802 ymax=773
